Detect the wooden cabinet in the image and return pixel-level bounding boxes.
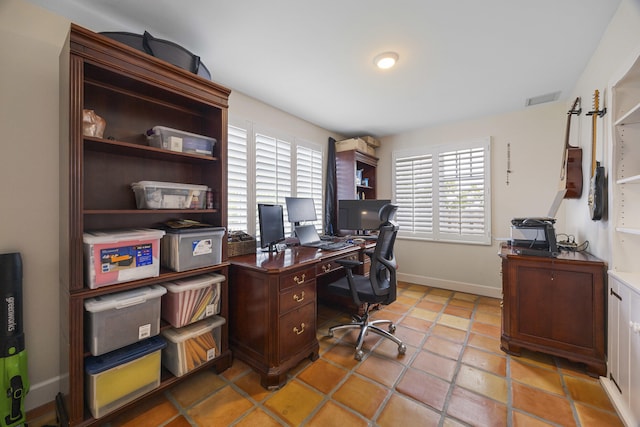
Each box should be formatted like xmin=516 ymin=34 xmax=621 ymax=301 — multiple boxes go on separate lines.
xmin=336 ymin=149 xmax=378 ymax=201
xmin=229 ymin=252 xmax=320 ymax=389
xmin=499 ymin=245 xmax=606 ymax=377
xmin=604 ymin=51 xmax=640 ymax=426
xmin=59 ymin=24 xmax=231 ymax=425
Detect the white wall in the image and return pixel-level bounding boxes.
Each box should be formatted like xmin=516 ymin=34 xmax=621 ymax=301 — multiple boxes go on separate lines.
xmin=0 ymin=0 xmax=70 ymax=411
xmin=564 ymin=0 xmax=640 ymax=265
xmin=377 ymin=102 xmax=566 ymax=297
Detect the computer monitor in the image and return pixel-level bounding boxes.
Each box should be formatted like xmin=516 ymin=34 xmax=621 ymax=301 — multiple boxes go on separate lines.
xmin=258 ymin=204 xmax=285 ymax=252
xmin=285 ymin=197 xmax=318 ymax=225
xmin=338 ymin=199 xmax=392 ymax=234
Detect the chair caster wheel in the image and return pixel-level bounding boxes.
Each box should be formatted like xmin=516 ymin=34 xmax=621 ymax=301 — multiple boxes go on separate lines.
xmin=398 ymin=344 xmax=407 ymax=355
xmin=389 ymin=324 xmax=396 ymax=333
xmin=355 ymin=350 xmax=364 ymax=361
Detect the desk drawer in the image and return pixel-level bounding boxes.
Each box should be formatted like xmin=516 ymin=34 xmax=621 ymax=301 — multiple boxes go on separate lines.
xmin=279 ymin=266 xmax=316 ymax=291
xmin=279 ymin=281 xmax=316 ymax=314
xmin=317 ymin=253 xmax=359 ymax=276
xmin=279 ymin=302 xmax=315 ymax=361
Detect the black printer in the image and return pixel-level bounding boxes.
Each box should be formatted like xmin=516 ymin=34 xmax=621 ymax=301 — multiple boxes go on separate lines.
xmin=510 ymin=217 xmax=559 ymax=257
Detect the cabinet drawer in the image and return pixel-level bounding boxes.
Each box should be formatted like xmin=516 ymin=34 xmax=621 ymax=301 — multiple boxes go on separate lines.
xmin=317 ymin=253 xmax=359 ymax=276
xmin=279 ymin=266 xmax=316 ymax=291
xmin=279 ymin=281 xmax=316 ymax=314
xmin=279 ymin=303 xmax=316 ymax=361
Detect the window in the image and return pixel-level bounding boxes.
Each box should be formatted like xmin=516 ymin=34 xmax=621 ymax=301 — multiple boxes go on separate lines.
xmin=227 ymin=121 xmax=324 ymax=237
xmin=393 ymin=137 xmax=491 ymax=244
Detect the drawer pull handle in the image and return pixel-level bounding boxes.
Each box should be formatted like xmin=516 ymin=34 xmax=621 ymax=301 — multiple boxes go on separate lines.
xmin=293 ymin=291 xmax=305 ymax=303
xmin=322 ymin=263 xmax=331 ymax=273
xmin=293 ymin=323 xmax=306 ymax=335
xmin=294 ymin=274 xmax=306 ymax=284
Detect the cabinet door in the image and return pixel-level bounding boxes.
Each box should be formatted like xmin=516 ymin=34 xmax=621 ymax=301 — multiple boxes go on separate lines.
xmin=619 ymin=283 xmax=631 ymax=404
xmin=608 ymin=277 xmax=621 ymax=388
xmin=629 ymin=288 xmax=640 ymax=422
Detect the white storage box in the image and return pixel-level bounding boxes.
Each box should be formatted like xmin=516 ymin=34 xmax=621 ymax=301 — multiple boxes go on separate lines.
xmin=131 ymin=181 xmax=208 ymax=210
xmin=83 ymin=229 xmax=165 ymax=289
xmin=84 ymin=285 xmax=167 ymax=356
xmin=161 ymin=316 xmax=225 ymax=377
xmin=85 ymin=335 xmax=165 ymax=419
xmin=146 ymin=126 xmax=216 ymax=156
xmin=161 ymin=273 xmax=224 ymax=328
xmin=161 ymin=227 xmax=225 ymax=272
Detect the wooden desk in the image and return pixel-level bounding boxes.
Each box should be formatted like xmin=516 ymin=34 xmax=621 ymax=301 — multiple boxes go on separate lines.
xmin=229 ymin=245 xmax=361 ymax=388
xmin=499 ymin=244 xmax=607 ymax=377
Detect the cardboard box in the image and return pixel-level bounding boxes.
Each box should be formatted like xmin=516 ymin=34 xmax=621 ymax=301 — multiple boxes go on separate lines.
xmin=83 ymin=229 xmax=165 ymax=289
xmin=85 ymin=335 xmax=166 ymax=419
xmin=161 ymin=273 xmax=224 ymax=328
xmin=84 ymin=285 xmax=166 ymax=356
xmin=360 ymin=135 xmax=381 ymax=147
xmin=161 ymin=316 xmax=225 ymax=377
xmin=335 ymin=137 xmax=376 ymax=156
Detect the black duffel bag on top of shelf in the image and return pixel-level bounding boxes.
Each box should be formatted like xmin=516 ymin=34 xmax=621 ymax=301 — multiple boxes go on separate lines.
xmin=99 ymin=30 xmax=211 ymax=80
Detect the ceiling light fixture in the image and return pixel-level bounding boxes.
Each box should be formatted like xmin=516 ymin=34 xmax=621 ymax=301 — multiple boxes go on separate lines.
xmin=374 ymin=52 xmax=399 ymax=69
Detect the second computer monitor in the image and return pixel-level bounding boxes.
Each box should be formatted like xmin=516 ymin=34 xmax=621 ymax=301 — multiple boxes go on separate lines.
xmin=338 ymin=199 xmax=391 ymax=233
xmin=285 ymin=197 xmax=318 ymax=225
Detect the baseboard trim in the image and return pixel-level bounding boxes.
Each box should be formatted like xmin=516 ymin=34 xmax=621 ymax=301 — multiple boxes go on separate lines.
xmin=25 ymin=374 xmax=64 ymax=412
xmin=397 ymin=272 xmax=502 ymax=299
xmin=600 ymin=376 xmax=636 ymax=427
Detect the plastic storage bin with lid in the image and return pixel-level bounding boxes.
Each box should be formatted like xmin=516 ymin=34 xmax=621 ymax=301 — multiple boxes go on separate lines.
xmin=85 ymin=335 xmax=166 ymax=419
xmin=161 ymin=226 xmax=225 ymax=272
xmin=161 ymin=273 xmax=225 ymax=328
xmin=84 ymin=285 xmax=166 ymax=356
xmin=161 ymin=316 xmax=226 ymax=377
xmin=131 ymin=181 xmax=208 ymax=210
xmin=146 ymin=126 xmax=216 ymax=156
xmin=83 ymin=229 xmax=165 ymax=289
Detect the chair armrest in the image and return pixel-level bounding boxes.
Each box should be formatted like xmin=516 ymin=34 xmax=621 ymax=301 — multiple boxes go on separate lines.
xmin=335 ymin=259 xmax=363 ymax=270
xmin=363 ymin=249 xmax=374 ymax=260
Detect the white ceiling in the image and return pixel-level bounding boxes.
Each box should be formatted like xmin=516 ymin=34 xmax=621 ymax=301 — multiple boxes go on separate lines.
xmin=28 ymin=0 xmax=621 ymax=138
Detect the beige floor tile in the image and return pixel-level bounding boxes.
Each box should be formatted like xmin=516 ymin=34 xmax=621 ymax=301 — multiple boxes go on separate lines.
xmin=234 ymin=409 xmax=284 ymax=427
xmin=574 ymin=402 xmax=624 ymax=427
xmin=298 ymin=358 xmax=348 ymax=394
xmin=461 ymin=346 xmax=507 ymax=376
xmin=356 ymin=354 xmax=404 ymax=387
xmin=412 ymin=349 xmax=457 ymax=381
xmin=438 ymin=313 xmax=471 ymax=331
xmin=188 ymin=386 xmax=253 ymax=426
xmin=446 ymin=386 xmax=508 ymax=426
xmin=264 ymin=380 xmax=324 ymax=426
xmin=564 ymin=376 xmax=616 ymax=412
xmin=511 ymin=360 xmax=564 ymax=395
xmin=409 ymin=307 xmax=439 ymax=321
xmin=511 ymin=382 xmax=576 ymax=427
xmin=456 ymin=365 xmax=508 ymax=403
xmin=333 ymin=374 xmax=389 ymax=419
xmin=423 ymin=335 xmax=463 ymax=360
xmin=306 ymin=401 xmax=369 ymax=427
xmin=377 ymin=394 xmax=441 ymax=427
xmin=396 ymin=367 xmax=450 ymax=411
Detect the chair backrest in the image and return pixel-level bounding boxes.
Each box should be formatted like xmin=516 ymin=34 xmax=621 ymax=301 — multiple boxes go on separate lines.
xmin=368 ymin=204 xmax=399 ymax=301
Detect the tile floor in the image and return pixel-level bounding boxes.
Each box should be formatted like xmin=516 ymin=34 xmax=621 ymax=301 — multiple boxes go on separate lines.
xmin=29 ymin=282 xmax=623 ymax=427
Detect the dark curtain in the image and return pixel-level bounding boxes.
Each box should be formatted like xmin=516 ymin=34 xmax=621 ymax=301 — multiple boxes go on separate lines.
xmin=324 ymin=137 xmax=337 ymax=235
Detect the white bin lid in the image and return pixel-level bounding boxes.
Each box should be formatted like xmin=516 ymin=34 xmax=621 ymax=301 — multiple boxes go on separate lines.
xmin=161 ymin=316 xmax=226 ymax=343
xmin=162 ymin=273 xmax=225 ymax=293
xmin=83 ymin=228 xmax=165 ymax=244
xmin=148 ymin=126 xmax=217 ymax=143
xmin=84 ymin=285 xmax=167 ymax=313
xmin=130 ymin=181 xmax=208 ymax=192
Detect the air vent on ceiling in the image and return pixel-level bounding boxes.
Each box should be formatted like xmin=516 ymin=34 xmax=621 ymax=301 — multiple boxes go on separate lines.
xmin=525 ymin=91 xmax=561 ymax=107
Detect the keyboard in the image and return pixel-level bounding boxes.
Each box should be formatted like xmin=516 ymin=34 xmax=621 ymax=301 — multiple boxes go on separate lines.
xmin=320 ymin=241 xmax=353 ymax=251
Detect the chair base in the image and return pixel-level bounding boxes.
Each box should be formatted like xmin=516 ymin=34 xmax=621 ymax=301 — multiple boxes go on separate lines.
xmin=327 ymin=305 xmax=407 ymax=361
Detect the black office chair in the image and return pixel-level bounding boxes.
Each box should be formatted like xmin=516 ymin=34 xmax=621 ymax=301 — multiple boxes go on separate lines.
xmin=326 ymin=204 xmax=407 ymax=360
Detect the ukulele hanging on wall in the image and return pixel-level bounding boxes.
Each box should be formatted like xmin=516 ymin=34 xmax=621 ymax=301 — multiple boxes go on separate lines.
xmin=587 ymin=89 xmax=606 ymax=221
xmin=559 ymin=97 xmax=583 ymax=198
